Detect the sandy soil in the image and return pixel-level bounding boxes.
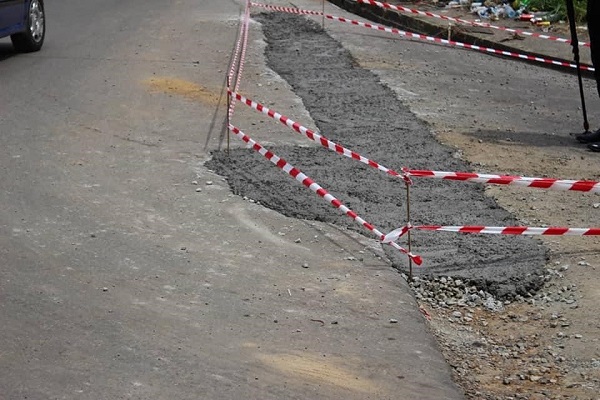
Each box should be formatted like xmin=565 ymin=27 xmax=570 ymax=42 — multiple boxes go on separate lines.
xmin=427 ymin=133 xmax=600 ymax=400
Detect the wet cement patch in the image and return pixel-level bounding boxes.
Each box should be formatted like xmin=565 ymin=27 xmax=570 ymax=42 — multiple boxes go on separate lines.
xmin=206 ymin=12 xmax=547 ymax=298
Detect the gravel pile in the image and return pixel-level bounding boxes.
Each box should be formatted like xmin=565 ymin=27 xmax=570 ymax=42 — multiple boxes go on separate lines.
xmin=407 ymin=262 xmax=580 ymax=311
xmin=408 ymin=275 xmax=505 ymax=312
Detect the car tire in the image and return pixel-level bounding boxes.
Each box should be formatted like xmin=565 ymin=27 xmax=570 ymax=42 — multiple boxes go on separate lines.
xmin=11 ymin=0 xmax=45 ymax=53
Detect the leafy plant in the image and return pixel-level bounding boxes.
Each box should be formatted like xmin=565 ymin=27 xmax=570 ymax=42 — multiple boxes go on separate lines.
xmin=526 ymin=0 xmax=587 ymax=23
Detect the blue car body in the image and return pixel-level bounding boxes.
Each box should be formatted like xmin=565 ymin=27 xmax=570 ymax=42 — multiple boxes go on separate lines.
xmin=0 ymin=0 xmax=29 ymax=39
xmin=0 ymin=0 xmax=44 ymax=52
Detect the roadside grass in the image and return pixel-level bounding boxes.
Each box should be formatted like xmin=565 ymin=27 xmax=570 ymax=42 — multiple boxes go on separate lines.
xmin=524 ymin=0 xmax=587 ymax=23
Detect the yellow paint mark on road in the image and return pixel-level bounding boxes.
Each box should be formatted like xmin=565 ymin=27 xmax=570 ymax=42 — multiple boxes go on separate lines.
xmin=144 ymin=77 xmax=222 ymax=105
xmin=256 ymin=352 xmax=380 ymax=393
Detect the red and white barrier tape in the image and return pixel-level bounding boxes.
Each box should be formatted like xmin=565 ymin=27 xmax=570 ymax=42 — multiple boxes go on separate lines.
xmin=418 ymin=225 xmax=600 ymax=235
xmin=227 ymin=123 xmax=422 ymax=265
xmin=227 ymin=2 xmax=246 ymax=91
xmin=383 ymin=224 xmax=600 ymax=243
xmin=251 ymin=2 xmax=594 ymax=72
xmin=234 ymin=1 xmax=251 ymax=101
xmin=251 ymin=2 xmax=322 ymax=15
xmin=405 ymin=169 xmax=600 ymax=193
xmin=356 ymin=0 xmax=590 ymax=47
xmin=228 ymin=0 xmax=251 ymax=119
xmin=233 ymin=91 xmax=600 ymax=193
xmin=230 ymin=90 xmax=413 ymax=183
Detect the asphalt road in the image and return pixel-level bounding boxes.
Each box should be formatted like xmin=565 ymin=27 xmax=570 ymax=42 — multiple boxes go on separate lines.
xmin=0 ymin=1 xmax=463 ymax=399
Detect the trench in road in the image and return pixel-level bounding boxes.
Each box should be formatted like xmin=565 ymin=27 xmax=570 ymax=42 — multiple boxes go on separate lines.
xmin=206 ymin=12 xmax=547 ymax=299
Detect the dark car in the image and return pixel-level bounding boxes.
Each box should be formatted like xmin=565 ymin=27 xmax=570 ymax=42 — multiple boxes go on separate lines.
xmin=0 ymin=0 xmax=44 ymax=52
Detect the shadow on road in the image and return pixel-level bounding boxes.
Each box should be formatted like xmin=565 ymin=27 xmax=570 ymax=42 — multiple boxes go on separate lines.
xmin=465 ymin=128 xmax=586 ymax=149
xmin=0 ymin=42 xmax=17 ymax=62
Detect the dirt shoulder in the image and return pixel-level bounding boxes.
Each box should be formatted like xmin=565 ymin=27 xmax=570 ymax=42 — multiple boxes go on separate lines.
xmin=423 ymin=135 xmax=600 ymax=399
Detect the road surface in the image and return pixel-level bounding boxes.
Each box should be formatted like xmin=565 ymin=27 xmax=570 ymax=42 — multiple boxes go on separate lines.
xmin=0 ymin=1 xmax=463 ymax=399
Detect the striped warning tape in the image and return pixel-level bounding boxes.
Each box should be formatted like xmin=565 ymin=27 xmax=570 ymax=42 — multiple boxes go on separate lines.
xmin=232 ymin=91 xmax=600 ymax=193
xmin=227 ymin=2 xmax=247 ymax=92
xmin=405 ymin=169 xmax=600 ymax=193
xmin=230 ymin=91 xmax=412 ymax=182
xmin=356 ymin=0 xmax=590 ymax=47
xmin=383 ymin=224 xmax=600 ymax=243
xmin=227 ymin=2 xmax=246 ymax=117
xmin=228 ymin=0 xmax=251 ymax=119
xmin=250 ymin=2 xmax=594 ymax=72
xmin=251 ymin=2 xmax=322 ymax=15
xmin=227 ymin=123 xmax=423 ymax=265
xmin=417 ymin=225 xmax=600 ymax=235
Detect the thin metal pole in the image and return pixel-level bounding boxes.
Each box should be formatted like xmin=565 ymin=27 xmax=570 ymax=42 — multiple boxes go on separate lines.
xmin=226 ymin=75 xmax=231 ymax=156
xmin=322 ymin=0 xmax=325 ymax=29
xmin=405 ymin=182 xmax=413 ymax=281
xmin=566 ymin=0 xmax=589 ymax=132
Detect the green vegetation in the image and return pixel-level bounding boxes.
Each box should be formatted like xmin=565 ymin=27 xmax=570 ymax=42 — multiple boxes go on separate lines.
xmin=524 ymin=0 xmax=587 ymax=23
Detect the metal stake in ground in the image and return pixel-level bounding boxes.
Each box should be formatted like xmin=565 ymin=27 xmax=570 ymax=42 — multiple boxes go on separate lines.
xmin=405 ymin=181 xmax=413 ymax=281
xmin=226 ymin=76 xmax=231 ymax=155
xmin=322 ymin=0 xmax=325 ymax=29
xmin=566 ymin=0 xmax=590 ymax=132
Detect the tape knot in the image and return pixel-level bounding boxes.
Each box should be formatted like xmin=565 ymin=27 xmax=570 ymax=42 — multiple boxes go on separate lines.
xmin=401 ymin=167 xmax=413 ymax=185
xmin=382 ymin=224 xmax=413 ymax=244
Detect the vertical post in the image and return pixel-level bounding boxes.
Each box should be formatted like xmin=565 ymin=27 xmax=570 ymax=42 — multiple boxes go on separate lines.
xmin=322 ymin=0 xmax=325 ymax=29
xmin=226 ymin=75 xmax=231 ymax=156
xmin=405 ymin=182 xmax=413 ymax=281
